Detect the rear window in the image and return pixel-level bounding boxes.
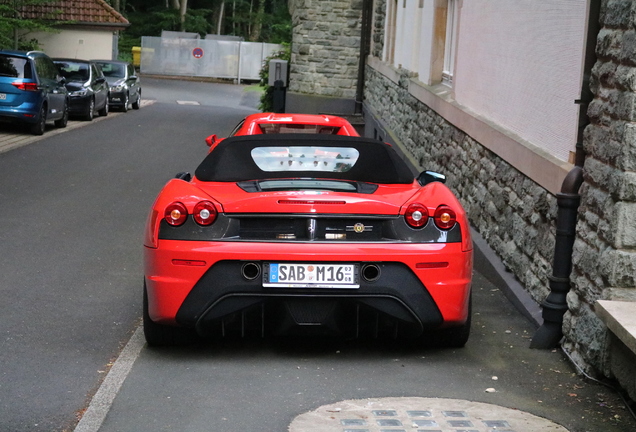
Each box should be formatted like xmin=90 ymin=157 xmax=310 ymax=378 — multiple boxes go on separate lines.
xmin=0 ymin=55 xmax=32 ymax=79
xmin=97 ymin=62 xmax=126 ymax=78
xmin=55 ymin=61 xmax=89 ymax=82
xmin=251 ymin=146 xmax=359 ymax=173
xmin=195 ymin=134 xmax=416 ymax=184
xmin=258 ymin=123 xmax=341 ymax=135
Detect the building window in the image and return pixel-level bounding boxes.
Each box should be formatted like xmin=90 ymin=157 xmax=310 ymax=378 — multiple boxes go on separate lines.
xmin=442 ymin=0 xmax=458 ymax=86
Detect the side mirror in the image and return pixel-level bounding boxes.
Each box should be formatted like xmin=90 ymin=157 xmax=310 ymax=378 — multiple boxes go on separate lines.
xmin=417 ymin=170 xmax=446 ymax=185
xmin=130 ymin=75 xmax=138 ymax=80
xmin=174 ymin=172 xmax=191 ymax=182
xmin=205 ymin=134 xmax=218 ymax=147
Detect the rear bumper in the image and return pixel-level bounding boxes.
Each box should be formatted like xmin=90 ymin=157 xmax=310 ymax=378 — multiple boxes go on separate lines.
xmin=0 ymin=103 xmax=40 ymax=124
xmin=68 ymin=95 xmax=91 ymax=115
xmin=108 ymin=90 xmax=127 ymax=106
xmin=144 ymin=240 xmax=473 ymax=336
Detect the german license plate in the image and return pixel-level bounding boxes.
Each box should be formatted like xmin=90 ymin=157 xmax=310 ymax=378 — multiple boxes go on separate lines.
xmin=263 ymin=263 xmax=359 ymax=288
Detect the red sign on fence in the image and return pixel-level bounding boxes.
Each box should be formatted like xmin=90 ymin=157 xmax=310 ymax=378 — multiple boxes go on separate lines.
xmin=192 ymin=47 xmax=204 ymax=59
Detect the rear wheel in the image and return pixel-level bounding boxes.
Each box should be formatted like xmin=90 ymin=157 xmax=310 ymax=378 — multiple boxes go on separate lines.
xmin=98 ymin=97 xmax=108 ymax=116
xmin=84 ymin=98 xmax=95 ymax=121
xmin=30 ymin=105 xmax=46 ymax=135
xmin=54 ymin=101 xmax=68 ymax=128
xmin=143 ymin=282 xmax=200 ymax=346
xmin=132 ymin=92 xmax=141 ymax=110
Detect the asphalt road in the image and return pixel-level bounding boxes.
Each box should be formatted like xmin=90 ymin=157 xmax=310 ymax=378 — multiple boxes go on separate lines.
xmin=0 ymin=78 xmax=634 ymax=432
xmin=0 ymin=78 xmax=258 ymax=432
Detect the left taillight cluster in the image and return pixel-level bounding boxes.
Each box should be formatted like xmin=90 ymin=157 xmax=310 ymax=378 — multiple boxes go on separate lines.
xmin=164 ymin=201 xmax=217 ymax=226
xmin=12 ymin=82 xmax=38 ymax=92
xmin=405 ymin=203 xmax=457 ymax=230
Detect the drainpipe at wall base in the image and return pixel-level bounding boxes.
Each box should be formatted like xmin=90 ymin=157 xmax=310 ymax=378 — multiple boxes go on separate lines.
xmin=530 ymin=166 xmax=584 ymax=349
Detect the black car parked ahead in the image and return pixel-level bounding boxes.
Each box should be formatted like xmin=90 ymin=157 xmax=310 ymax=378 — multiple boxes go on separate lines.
xmin=92 ymin=60 xmax=141 ymax=112
xmin=53 ymin=58 xmax=109 ymax=121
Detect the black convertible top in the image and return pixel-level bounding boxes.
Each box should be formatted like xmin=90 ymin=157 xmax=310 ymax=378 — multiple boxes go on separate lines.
xmin=194 ymin=134 xmax=415 ymax=184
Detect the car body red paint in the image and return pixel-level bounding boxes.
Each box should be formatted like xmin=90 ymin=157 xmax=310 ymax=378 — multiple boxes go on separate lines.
xmin=144 ymin=134 xmax=472 ymax=347
xmin=205 ymin=112 xmax=360 ymax=151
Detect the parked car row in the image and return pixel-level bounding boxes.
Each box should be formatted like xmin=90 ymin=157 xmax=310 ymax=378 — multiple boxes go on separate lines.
xmin=0 ymin=50 xmax=141 ymax=135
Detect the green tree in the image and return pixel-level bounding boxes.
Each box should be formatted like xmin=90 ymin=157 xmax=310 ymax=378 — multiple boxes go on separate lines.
xmin=0 ymin=0 xmax=63 ymax=50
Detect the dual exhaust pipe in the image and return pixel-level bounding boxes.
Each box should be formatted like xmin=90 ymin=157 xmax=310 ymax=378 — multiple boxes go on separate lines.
xmin=240 ymin=262 xmax=381 ymax=282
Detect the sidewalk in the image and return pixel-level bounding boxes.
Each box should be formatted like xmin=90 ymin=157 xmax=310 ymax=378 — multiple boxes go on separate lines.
xmin=0 ymin=100 xmax=155 ymax=155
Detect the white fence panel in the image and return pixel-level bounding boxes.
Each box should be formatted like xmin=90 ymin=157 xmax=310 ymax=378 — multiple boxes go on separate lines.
xmin=140 ymin=37 xmax=283 ymax=82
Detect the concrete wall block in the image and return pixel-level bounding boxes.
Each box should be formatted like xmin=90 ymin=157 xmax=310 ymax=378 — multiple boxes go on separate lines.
xmin=617 ymin=91 xmax=636 ymax=121
xmin=537 ymin=225 xmax=556 ymax=260
xmin=604 ymin=0 xmax=634 ymax=28
xmin=593 ymin=60 xmax=618 ymax=88
xmin=614 ymin=170 xmax=636 ymax=200
xmin=614 ymin=202 xmax=636 ymax=247
xmin=572 ymin=239 xmax=604 ymax=292
xmin=597 ymin=196 xmax=619 ymax=244
xmin=600 ymin=248 xmax=636 ymax=287
xmin=564 ymin=303 xmax=609 ymax=372
xmin=586 ymin=99 xmax=605 ymax=125
xmin=620 ymin=30 xmax=636 ymax=65
xmin=583 ymin=157 xmax=615 ymax=189
xmin=596 ymin=28 xmax=623 ymax=60
xmin=615 ymin=65 xmax=636 ymax=91
xmin=524 ymin=267 xmax=550 ymax=302
xmin=580 ymin=184 xmax=611 ymax=224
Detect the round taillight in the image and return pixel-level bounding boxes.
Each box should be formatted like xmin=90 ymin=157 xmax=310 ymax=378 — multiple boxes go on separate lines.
xmin=405 ymin=203 xmax=429 ymax=228
xmin=434 ymin=205 xmax=456 ymax=230
xmin=164 ymin=202 xmax=187 ymax=226
xmin=193 ymin=201 xmax=217 ymax=226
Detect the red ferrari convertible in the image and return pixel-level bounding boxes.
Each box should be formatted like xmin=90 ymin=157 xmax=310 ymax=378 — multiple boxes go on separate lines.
xmin=143 ymin=134 xmax=473 ymax=346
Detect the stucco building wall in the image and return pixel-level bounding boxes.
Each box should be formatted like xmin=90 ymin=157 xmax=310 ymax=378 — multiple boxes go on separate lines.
xmin=29 ymin=28 xmax=115 ymax=60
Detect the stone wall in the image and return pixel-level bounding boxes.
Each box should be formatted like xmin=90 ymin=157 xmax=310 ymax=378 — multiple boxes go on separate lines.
xmin=288 ymin=0 xmax=363 ymax=100
xmin=371 ymin=0 xmax=386 ymax=58
xmin=563 ymin=0 xmax=636 ymax=375
xmin=363 ymin=66 xmax=559 ymax=307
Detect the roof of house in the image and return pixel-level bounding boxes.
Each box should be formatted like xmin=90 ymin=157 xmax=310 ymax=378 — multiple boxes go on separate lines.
xmin=17 ymin=0 xmax=129 ymax=29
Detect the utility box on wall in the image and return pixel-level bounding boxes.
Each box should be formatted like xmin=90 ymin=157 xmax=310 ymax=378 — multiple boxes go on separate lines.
xmin=268 ymin=59 xmax=288 ymax=87
xmin=269 ymin=59 xmax=288 ymax=113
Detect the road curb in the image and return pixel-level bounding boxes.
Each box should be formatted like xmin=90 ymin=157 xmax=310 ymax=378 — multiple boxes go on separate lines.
xmin=73 ymin=326 xmax=145 ymax=432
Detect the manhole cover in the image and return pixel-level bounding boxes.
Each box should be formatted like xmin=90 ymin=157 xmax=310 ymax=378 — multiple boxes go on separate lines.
xmin=289 ymin=397 xmax=568 ymax=432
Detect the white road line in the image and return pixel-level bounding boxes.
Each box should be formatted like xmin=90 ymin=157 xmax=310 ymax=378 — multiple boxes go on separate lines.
xmin=176 ymin=100 xmax=200 ymax=105
xmin=73 ymin=326 xmax=145 ymax=432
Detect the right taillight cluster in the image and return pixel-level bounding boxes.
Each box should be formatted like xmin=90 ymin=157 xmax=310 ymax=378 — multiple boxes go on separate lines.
xmin=405 ymin=203 xmax=456 ymax=230
xmin=164 ymin=201 xmax=217 ymax=227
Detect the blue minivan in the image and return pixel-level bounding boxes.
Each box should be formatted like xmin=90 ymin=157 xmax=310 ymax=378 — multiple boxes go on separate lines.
xmin=0 ymin=50 xmax=69 ymax=135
